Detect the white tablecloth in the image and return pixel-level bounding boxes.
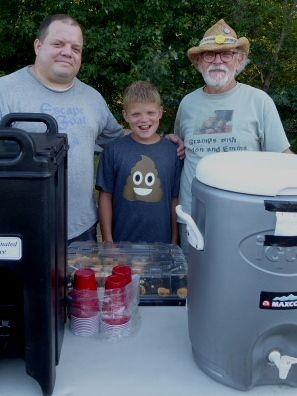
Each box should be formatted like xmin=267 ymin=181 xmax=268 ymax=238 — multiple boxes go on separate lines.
xmin=0 ymin=306 xmax=296 ymax=396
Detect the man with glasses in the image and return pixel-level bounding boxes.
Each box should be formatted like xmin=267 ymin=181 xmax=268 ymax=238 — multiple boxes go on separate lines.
xmin=174 ymin=19 xmax=293 ymax=255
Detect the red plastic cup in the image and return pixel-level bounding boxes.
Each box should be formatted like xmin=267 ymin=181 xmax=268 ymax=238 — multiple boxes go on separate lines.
xmin=103 ymin=274 xmax=130 ymax=325
xmin=69 ymin=268 xmax=99 ymax=321
xmin=73 ymin=268 xmax=97 ymax=291
xmin=105 ymin=274 xmax=127 ymax=289
xmin=112 ymin=265 xmax=132 ymax=285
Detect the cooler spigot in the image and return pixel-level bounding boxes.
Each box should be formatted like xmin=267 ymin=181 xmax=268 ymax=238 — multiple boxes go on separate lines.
xmin=268 ymin=350 xmax=297 ymax=379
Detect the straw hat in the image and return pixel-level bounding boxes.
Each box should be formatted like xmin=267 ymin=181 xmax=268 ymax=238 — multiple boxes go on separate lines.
xmin=187 ymin=19 xmax=250 ymax=63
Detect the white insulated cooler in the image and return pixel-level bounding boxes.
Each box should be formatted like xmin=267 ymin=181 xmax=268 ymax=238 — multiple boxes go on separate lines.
xmin=177 ymin=151 xmax=297 ymax=390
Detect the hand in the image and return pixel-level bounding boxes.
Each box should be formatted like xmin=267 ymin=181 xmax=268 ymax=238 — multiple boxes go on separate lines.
xmin=165 ymin=134 xmax=185 ymax=159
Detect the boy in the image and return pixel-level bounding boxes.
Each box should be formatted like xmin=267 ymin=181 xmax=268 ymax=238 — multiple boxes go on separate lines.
xmin=95 ymin=81 xmax=182 ymax=244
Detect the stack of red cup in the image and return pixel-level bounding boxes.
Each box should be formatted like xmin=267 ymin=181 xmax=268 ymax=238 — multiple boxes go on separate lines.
xmin=101 ymin=265 xmax=133 ymax=338
xmin=69 ymin=268 xmax=100 ymax=336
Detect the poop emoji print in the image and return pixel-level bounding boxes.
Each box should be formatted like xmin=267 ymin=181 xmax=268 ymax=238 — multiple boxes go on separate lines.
xmin=123 ymin=155 xmax=163 ymax=202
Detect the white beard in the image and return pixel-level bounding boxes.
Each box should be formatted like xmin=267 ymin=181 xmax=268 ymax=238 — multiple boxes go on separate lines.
xmin=202 ymin=65 xmax=235 ymax=88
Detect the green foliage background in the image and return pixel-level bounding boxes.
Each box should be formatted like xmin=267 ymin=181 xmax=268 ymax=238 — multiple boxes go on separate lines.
xmin=0 ymin=0 xmax=296 ymax=147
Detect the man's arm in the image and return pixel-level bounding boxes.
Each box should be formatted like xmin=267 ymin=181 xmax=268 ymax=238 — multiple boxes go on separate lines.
xmin=171 ymin=197 xmax=179 ymax=245
xmin=165 ymin=134 xmax=185 ymax=159
xmin=98 ymin=190 xmax=114 ymax=242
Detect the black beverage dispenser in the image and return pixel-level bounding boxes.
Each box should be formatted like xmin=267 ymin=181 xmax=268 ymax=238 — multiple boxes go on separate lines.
xmin=0 ymin=113 xmax=68 ymax=395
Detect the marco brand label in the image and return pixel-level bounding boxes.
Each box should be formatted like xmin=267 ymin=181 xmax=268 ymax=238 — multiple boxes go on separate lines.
xmin=260 ymin=291 xmax=297 ymax=310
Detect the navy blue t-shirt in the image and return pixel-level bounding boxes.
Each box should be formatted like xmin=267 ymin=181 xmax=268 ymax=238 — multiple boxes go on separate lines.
xmin=96 ymin=135 xmax=182 ymax=243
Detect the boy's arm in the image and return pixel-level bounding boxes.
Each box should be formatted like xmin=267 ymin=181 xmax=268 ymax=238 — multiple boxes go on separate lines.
xmin=98 ymin=190 xmax=113 ymax=242
xmin=171 ymin=197 xmax=179 ymax=244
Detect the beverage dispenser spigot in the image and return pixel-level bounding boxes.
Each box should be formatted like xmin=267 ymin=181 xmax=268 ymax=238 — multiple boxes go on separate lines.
xmin=268 ymin=350 xmax=297 ymax=380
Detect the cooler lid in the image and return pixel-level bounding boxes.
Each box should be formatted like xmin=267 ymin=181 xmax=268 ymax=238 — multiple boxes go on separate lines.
xmin=196 ymin=151 xmax=297 ymax=196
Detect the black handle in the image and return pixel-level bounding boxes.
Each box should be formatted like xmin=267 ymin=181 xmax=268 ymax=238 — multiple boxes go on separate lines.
xmin=0 ymin=128 xmax=36 ymax=165
xmin=0 ymin=113 xmax=58 ymax=135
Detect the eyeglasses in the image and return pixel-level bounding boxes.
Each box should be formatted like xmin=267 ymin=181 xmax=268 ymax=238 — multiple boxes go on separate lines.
xmin=201 ymin=51 xmax=238 ymax=63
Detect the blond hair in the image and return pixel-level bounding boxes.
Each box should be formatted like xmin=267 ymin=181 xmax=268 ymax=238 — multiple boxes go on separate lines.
xmin=123 ymin=81 xmax=161 ymax=111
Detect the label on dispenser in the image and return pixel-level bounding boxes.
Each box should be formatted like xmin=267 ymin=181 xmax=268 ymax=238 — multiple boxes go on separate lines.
xmin=260 ymin=291 xmax=297 ymax=310
xmin=0 ymin=237 xmax=22 ymax=260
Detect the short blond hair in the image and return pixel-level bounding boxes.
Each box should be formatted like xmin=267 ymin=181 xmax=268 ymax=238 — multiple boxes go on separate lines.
xmin=123 ymin=81 xmax=161 ymax=111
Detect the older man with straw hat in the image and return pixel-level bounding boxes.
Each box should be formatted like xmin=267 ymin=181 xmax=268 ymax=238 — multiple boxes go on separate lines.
xmin=174 ymin=19 xmax=293 ymax=255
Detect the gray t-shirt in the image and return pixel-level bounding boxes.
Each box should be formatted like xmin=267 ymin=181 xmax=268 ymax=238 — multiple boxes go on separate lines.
xmin=0 ymin=66 xmax=123 ymax=238
xmin=174 ymin=82 xmax=290 ymax=218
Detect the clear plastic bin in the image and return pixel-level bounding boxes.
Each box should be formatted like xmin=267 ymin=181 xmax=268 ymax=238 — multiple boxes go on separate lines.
xmin=67 ymin=242 xmax=187 ymax=306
